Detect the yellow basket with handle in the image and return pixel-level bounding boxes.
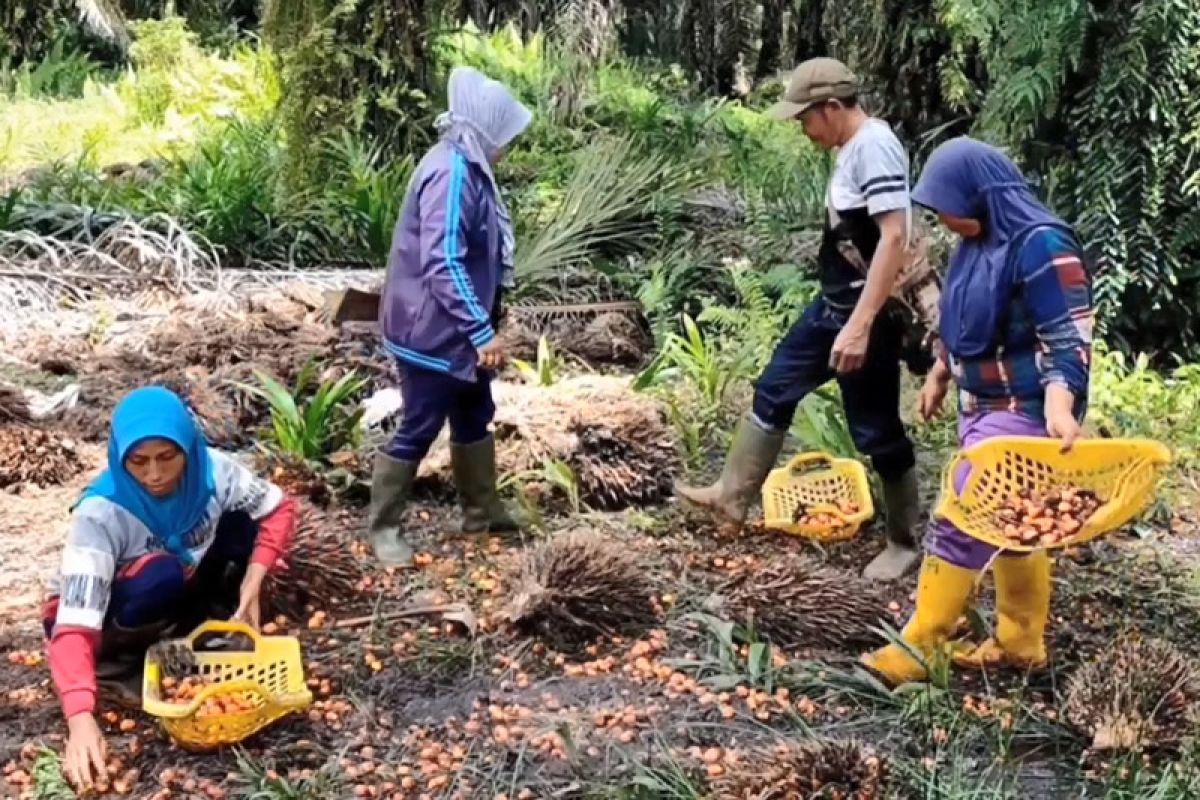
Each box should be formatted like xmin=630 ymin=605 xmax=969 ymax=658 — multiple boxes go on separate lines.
xmin=934 ymin=436 xmax=1172 ymax=552
xmin=761 ymin=452 xmax=875 ymax=541
xmin=142 ymin=620 xmax=313 ymax=751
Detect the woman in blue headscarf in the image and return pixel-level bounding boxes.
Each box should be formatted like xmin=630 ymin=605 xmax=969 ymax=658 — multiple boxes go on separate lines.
xmin=43 ymin=386 xmax=297 ymax=789
xmin=862 ymin=137 xmax=1094 ymax=685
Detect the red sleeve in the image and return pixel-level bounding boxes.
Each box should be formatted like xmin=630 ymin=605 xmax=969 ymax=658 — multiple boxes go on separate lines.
xmin=48 ymin=626 xmax=101 ymax=719
xmin=251 ymin=494 xmax=297 ymax=569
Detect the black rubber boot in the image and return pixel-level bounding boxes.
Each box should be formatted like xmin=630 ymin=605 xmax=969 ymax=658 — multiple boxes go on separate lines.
xmin=367 ymin=451 xmax=418 ymax=567
xmin=450 ymin=435 xmax=523 ymax=535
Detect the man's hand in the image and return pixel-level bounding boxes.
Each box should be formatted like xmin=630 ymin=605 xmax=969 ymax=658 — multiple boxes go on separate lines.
xmin=1045 ymin=383 xmax=1083 ymax=453
xmin=232 ymin=563 xmax=268 ymax=630
xmin=834 ymin=209 xmax=906 ymax=374
xmin=65 ymin=713 xmax=106 ymax=790
xmin=830 ymin=320 xmax=870 ymax=374
xmin=917 ymin=369 xmax=951 ymax=422
xmin=477 ymin=339 xmax=507 ymax=370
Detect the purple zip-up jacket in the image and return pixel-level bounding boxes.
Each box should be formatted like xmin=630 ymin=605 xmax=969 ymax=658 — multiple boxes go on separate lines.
xmin=380 ymin=141 xmax=502 ymax=382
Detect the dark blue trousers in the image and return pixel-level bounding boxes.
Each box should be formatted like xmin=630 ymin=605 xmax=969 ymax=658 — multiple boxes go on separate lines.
xmin=751 ymin=297 xmax=915 ymax=482
xmin=385 ymin=364 xmax=495 ymax=462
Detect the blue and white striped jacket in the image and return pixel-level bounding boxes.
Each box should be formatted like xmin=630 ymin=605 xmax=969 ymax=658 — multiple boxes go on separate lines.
xmin=380 ymin=141 xmax=503 ymax=381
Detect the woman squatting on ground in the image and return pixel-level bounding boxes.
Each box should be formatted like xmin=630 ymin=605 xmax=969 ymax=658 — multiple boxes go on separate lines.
xmin=43 ymin=386 xmax=297 ymax=788
xmin=862 ymin=137 xmax=1094 ymax=684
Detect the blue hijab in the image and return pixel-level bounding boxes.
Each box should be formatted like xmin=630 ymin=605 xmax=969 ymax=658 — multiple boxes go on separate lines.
xmin=80 ymin=386 xmax=215 ymax=564
xmin=911 ymin=137 xmax=1074 ymax=358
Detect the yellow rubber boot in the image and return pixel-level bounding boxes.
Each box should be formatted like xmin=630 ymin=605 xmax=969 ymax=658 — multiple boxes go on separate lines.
xmin=861 ymin=554 xmax=978 ymax=685
xmin=955 ymin=551 xmax=1051 ymax=670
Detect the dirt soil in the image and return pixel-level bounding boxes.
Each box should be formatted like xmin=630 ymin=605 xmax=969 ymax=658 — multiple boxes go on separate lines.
xmin=2 ymin=289 xmax=1199 ymax=800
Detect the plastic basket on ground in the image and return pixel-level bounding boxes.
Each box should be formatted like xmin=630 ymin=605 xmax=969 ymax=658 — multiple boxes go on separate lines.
xmin=142 ymin=620 xmax=312 ymax=750
xmin=933 ymin=436 xmax=1172 ymax=552
xmin=761 ymin=452 xmax=875 ymax=541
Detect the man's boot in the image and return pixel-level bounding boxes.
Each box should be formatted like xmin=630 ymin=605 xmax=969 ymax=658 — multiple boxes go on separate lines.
xmin=863 ymin=467 xmax=921 ymax=581
xmin=451 ymin=435 xmax=523 ymax=535
xmin=368 ymin=451 xmax=417 ymax=567
xmin=954 ymin=551 xmax=1051 ymax=670
xmin=861 ymin=554 xmax=978 ymax=685
xmin=674 ymin=416 xmax=786 ymax=534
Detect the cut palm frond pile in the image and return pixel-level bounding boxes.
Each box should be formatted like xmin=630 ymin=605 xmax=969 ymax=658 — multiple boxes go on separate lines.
xmin=0 ymin=425 xmax=84 ymax=488
xmin=418 ymin=376 xmax=680 ymax=510
xmin=1063 ymin=634 xmax=1200 ymax=752
xmin=502 ymin=301 xmax=654 ymax=367
xmin=0 ymin=210 xmax=221 ymax=318
xmin=711 ymin=740 xmax=889 ymax=799
xmin=506 ymin=530 xmax=659 ymax=650
xmin=704 ymin=557 xmax=889 ymax=651
xmin=144 ymin=308 xmax=334 ymax=377
xmin=0 ymin=385 xmax=31 ymax=424
xmin=28 ymin=294 xmax=361 ymax=446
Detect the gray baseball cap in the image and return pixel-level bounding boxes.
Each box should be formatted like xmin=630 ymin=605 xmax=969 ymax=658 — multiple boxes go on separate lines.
xmin=768 ymin=57 xmax=860 ymax=120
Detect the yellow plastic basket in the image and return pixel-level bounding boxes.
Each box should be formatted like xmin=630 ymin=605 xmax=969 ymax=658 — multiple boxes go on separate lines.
xmin=142 ymin=620 xmax=313 ymax=751
xmin=934 ymin=436 xmax=1172 ymax=551
xmin=761 ymin=452 xmax=875 ymax=541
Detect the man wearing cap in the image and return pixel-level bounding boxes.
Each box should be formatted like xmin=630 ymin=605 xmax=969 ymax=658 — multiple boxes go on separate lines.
xmin=676 ymin=57 xmax=920 ymax=581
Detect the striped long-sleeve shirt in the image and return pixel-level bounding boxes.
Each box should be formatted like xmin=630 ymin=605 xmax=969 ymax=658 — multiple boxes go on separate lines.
xmin=946 ymin=226 xmax=1093 ymax=419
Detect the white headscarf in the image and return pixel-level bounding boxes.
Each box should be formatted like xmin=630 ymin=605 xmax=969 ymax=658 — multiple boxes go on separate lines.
xmin=434 ymin=66 xmax=533 ymax=289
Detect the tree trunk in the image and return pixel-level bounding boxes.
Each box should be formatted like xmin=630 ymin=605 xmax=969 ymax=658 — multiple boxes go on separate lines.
xmin=791 ymin=0 xmax=826 ymax=62
xmin=755 ymin=0 xmax=785 ymax=80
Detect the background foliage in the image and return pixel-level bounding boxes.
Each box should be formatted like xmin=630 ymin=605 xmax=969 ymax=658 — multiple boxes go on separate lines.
xmin=4 ymin=0 xmax=1200 ymax=356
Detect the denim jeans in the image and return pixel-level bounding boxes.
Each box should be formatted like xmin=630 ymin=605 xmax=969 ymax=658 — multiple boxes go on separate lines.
xmin=751 ymin=296 xmax=915 ymax=482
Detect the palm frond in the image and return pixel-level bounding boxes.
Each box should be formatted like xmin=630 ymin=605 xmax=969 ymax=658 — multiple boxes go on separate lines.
xmin=515 ymin=135 xmax=701 ymax=284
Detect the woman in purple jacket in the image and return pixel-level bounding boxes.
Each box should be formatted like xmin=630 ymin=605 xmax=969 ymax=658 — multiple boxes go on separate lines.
xmin=369 ymin=66 xmax=533 ymax=566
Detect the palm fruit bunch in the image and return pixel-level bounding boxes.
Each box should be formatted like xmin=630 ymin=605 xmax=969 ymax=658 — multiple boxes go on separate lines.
xmin=264 ymin=502 xmax=366 ymax=618
xmin=707 ymin=556 xmax=889 ymax=651
xmin=505 ymin=529 xmax=658 ymax=650
xmin=0 ymin=425 xmax=84 ymax=488
xmin=568 ymin=414 xmax=678 ymax=509
xmin=711 ymin=740 xmax=889 ymax=800
xmin=1063 ymin=634 xmax=1200 ymax=751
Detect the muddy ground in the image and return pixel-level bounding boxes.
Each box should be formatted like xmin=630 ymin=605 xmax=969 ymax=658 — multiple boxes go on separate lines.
xmin=2 ymin=288 xmax=1199 ymax=800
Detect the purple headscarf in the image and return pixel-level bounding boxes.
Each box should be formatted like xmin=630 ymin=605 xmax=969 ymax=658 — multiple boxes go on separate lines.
xmin=912 ymin=137 xmax=1074 ymax=358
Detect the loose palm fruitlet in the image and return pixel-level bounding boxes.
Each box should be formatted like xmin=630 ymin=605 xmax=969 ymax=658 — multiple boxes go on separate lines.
xmin=791 ymin=500 xmax=860 ymax=529
xmin=994 ymin=485 xmax=1101 ymax=547
xmin=160 ymin=675 xmax=258 ymax=716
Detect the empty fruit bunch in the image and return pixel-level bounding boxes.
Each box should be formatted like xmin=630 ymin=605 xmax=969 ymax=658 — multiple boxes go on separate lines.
xmin=993 ymin=485 xmax=1102 ymax=546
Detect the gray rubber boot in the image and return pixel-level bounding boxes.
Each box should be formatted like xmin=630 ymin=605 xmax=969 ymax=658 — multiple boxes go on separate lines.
xmin=368 ymin=451 xmax=417 ymax=567
xmin=450 ymin=435 xmax=523 ymax=535
xmin=674 ymin=415 xmax=786 ymax=533
xmin=863 ymin=467 xmax=921 ymax=581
